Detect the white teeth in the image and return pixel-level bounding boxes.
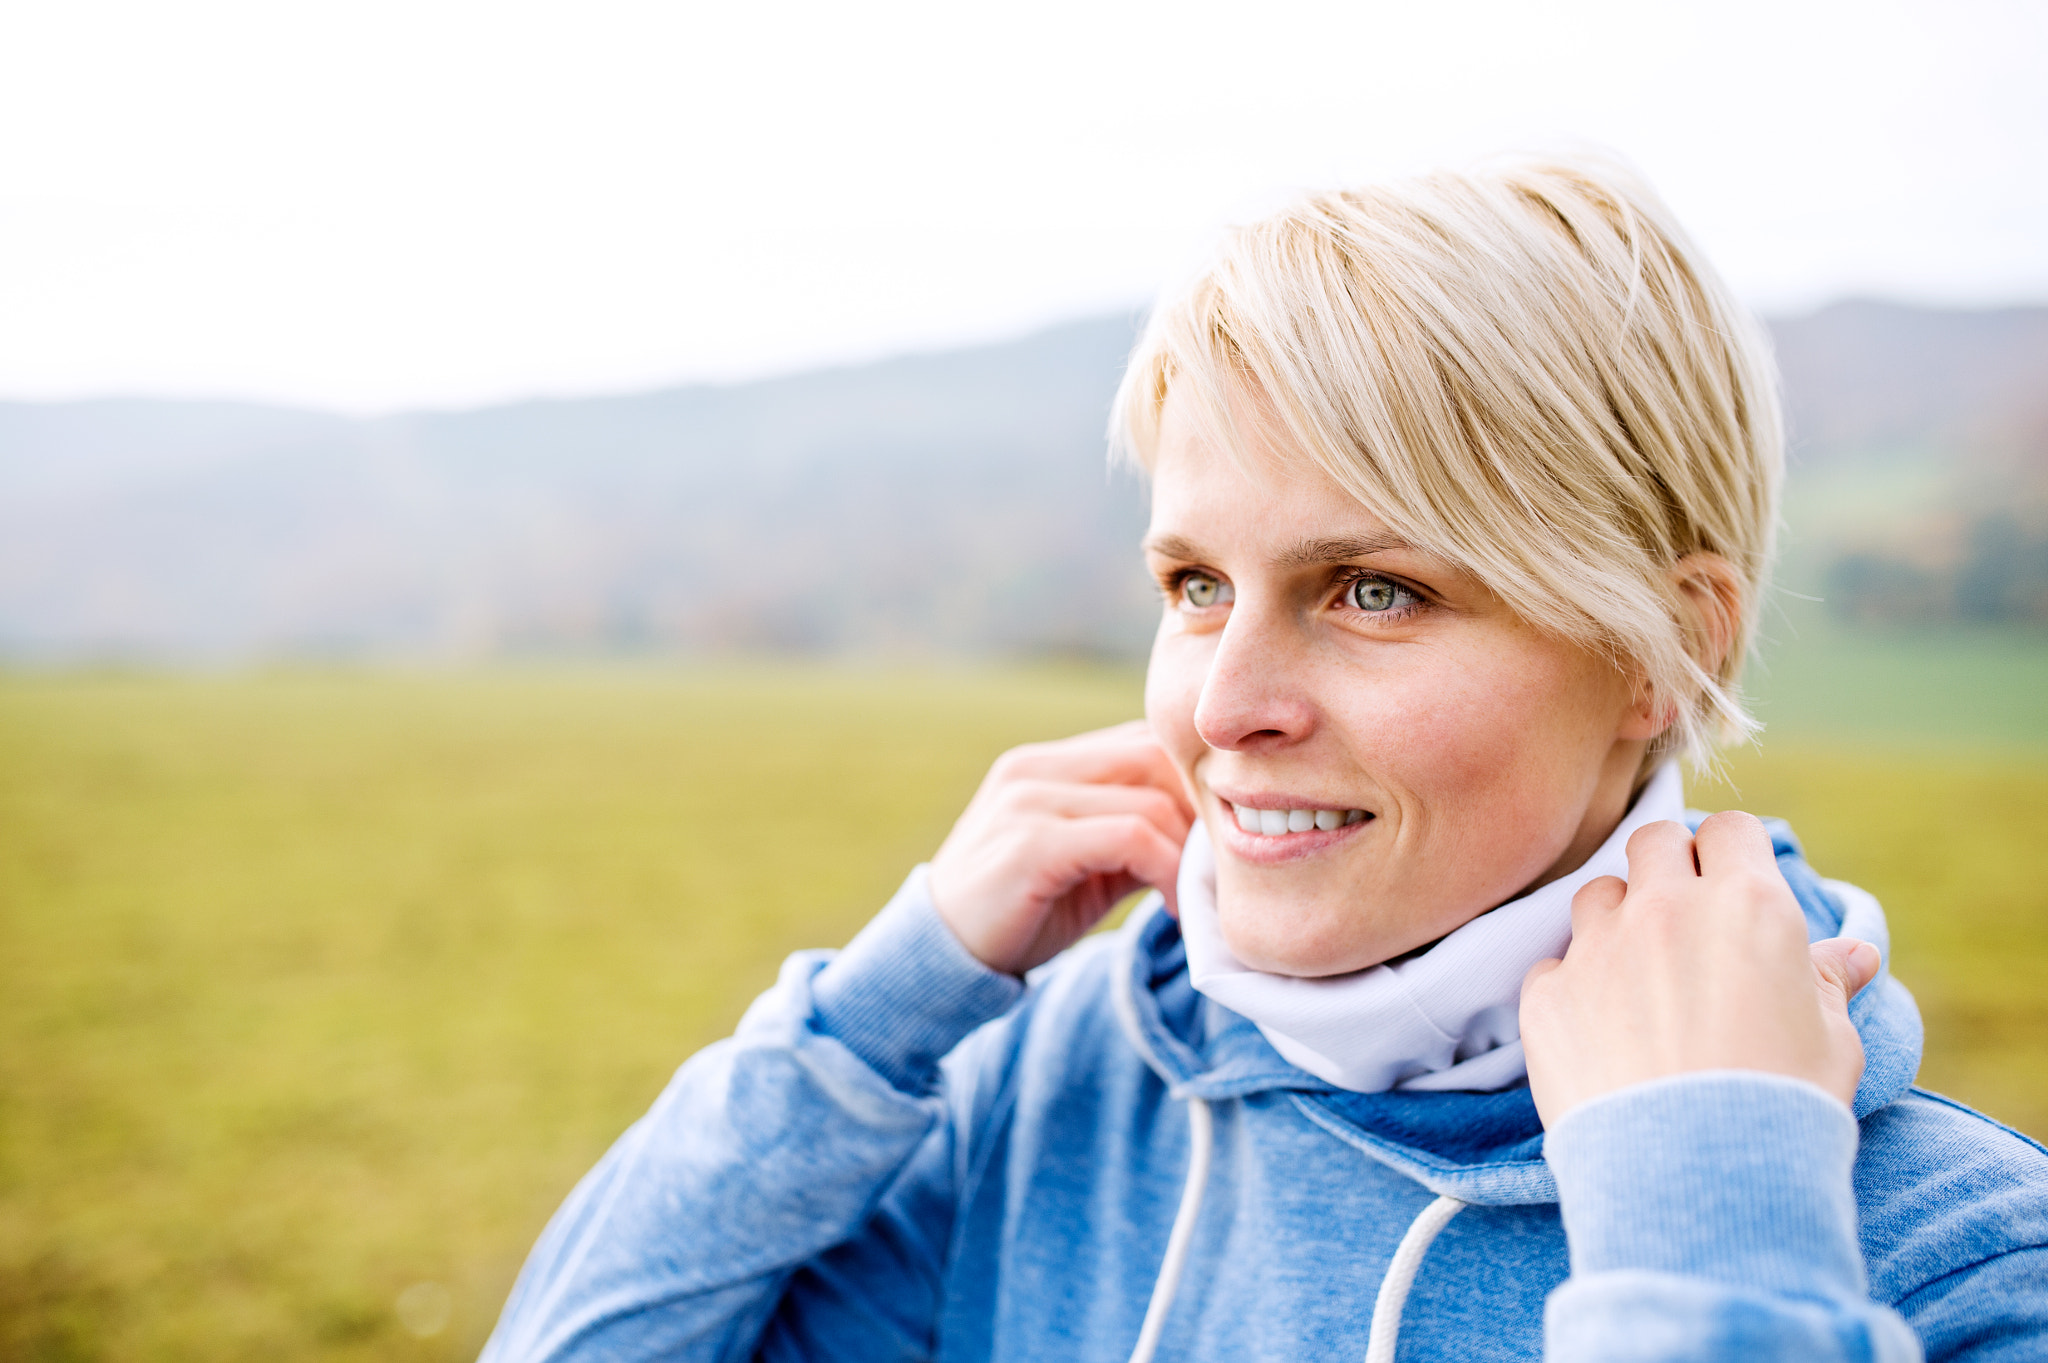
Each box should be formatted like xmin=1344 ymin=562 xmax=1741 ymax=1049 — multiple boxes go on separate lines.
xmin=1229 ymin=804 xmax=1370 ymax=835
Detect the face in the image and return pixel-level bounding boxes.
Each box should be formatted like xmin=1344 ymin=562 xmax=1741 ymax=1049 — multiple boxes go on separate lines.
xmin=1143 ymin=393 xmax=1659 ymax=977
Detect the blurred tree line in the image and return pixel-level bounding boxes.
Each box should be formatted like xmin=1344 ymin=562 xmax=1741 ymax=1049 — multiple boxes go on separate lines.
xmin=1828 ymin=512 xmax=2048 ymax=625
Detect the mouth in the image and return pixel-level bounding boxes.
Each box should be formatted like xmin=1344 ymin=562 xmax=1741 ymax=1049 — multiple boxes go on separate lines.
xmin=1209 ymin=789 xmax=1376 ymax=861
xmin=1225 ymin=801 xmax=1369 ymax=836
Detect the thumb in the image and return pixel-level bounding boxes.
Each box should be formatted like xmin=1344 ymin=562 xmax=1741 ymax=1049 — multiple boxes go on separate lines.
xmin=1810 ymin=937 xmax=1881 ymax=1010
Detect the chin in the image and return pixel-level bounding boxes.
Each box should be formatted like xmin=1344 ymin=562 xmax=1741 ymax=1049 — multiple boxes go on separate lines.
xmin=1215 ymin=894 xmax=1388 ymax=979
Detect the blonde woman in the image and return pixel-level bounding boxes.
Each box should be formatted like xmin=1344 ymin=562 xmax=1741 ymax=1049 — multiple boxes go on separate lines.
xmin=484 ymin=160 xmax=2048 ymax=1361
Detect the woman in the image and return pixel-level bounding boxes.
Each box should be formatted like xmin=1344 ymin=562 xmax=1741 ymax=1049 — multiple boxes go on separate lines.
xmin=483 ymin=159 xmax=2047 ymax=1360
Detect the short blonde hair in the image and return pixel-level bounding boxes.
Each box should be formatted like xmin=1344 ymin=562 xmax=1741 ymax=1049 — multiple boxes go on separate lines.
xmin=1112 ymin=155 xmax=1782 ymax=769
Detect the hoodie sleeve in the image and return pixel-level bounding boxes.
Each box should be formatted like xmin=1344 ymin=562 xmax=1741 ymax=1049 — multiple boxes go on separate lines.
xmin=478 ymin=866 xmax=1024 ymax=1363
xmin=1543 ymin=1071 xmax=1925 ymax=1363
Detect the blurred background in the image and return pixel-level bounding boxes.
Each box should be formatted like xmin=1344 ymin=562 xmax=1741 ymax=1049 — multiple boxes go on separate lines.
xmin=2 ymin=0 xmax=2044 ymax=1357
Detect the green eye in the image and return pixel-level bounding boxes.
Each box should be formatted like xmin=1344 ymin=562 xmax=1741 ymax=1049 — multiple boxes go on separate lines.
xmin=1349 ymin=577 xmax=1404 ymax=612
xmin=1181 ymin=574 xmax=1231 ymax=608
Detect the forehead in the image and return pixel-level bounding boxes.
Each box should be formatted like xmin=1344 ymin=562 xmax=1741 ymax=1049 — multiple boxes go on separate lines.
xmin=1147 ymin=389 xmax=1399 ymax=548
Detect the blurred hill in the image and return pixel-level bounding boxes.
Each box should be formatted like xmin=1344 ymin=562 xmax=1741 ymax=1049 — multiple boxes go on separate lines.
xmin=1770 ymin=302 xmax=2048 ymax=624
xmin=1774 ymin=299 xmax=2048 ymax=472
xmin=2 ymin=301 xmax=2044 ymax=664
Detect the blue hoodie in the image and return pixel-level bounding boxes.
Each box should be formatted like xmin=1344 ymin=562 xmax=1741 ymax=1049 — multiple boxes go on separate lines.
xmin=482 ymin=819 xmax=2048 ymax=1360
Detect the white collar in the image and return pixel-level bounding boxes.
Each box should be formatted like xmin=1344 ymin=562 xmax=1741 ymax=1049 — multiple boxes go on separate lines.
xmin=1177 ymin=763 xmax=1685 ymax=1093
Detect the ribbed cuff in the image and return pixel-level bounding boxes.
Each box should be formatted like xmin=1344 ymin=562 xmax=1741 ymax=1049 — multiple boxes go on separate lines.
xmin=1546 ymin=1071 xmax=1866 ymax=1300
xmin=810 ymin=865 xmax=1025 ymax=1095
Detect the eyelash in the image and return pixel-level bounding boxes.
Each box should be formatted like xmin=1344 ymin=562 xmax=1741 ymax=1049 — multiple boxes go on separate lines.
xmin=1159 ymin=569 xmax=1215 ymax=609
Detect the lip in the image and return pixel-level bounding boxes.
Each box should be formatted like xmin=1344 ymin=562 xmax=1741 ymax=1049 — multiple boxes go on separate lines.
xmin=1205 ymin=787 xmax=1376 ymax=865
xmin=1206 ymin=784 xmax=1363 ymax=813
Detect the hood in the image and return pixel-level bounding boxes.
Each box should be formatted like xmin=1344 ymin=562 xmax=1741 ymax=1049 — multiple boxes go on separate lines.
xmin=1109 ymin=813 xmax=1925 ymax=1208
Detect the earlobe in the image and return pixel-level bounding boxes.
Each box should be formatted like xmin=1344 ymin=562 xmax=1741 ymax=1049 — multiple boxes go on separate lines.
xmin=1618 ymin=675 xmax=1673 ymax=742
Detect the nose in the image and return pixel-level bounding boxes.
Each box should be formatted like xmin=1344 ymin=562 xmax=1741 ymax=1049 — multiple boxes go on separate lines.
xmin=1192 ymin=605 xmax=1317 ymax=753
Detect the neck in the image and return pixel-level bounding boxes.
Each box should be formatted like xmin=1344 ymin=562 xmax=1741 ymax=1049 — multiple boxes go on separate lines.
xmin=1516 ymin=737 xmax=1652 ymax=903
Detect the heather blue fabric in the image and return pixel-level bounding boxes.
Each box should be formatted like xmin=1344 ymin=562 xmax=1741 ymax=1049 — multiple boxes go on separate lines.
xmin=483 ymin=829 xmax=2048 ymax=1362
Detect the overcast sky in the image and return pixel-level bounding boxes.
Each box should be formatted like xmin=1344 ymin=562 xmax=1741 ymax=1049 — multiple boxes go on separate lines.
xmin=2 ymin=0 xmax=2043 ymax=413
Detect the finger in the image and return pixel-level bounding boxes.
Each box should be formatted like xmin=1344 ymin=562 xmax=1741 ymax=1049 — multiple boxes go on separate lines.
xmin=1567 ymin=875 xmax=1627 ymax=937
xmin=1690 ymin=809 xmax=1777 ymax=878
xmin=1810 ymin=937 xmax=1881 ymax=1005
xmin=997 ymin=779 xmax=1193 ymax=843
xmin=1044 ymin=813 xmax=1187 ymax=915
xmin=1521 ymin=956 xmax=1563 ymax=991
xmin=1622 ymin=818 xmax=1699 ymax=885
xmin=994 ymin=729 xmax=1191 ymax=807
xmin=1003 ymin=722 xmax=1161 ymax=772
xmin=1068 ymin=735 xmax=1188 ymax=812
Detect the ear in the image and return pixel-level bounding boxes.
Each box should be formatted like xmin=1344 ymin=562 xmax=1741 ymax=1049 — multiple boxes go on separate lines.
xmin=1670 ymin=552 xmax=1745 ymax=678
xmin=1618 ymin=552 xmax=1746 ymax=742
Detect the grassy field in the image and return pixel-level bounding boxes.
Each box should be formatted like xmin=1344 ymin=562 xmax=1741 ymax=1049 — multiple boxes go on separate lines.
xmin=1746 ymin=594 xmax=2048 ymax=748
xmin=2 ymin=653 xmax=2045 ymax=1360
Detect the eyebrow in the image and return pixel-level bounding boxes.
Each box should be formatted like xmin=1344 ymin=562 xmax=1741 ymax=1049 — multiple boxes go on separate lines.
xmin=1274 ymin=534 xmax=1416 ymax=567
xmin=1143 ymin=532 xmax=1415 ymax=566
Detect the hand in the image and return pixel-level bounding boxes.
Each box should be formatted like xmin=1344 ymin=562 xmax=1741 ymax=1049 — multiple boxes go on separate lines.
xmin=929 ymin=721 xmax=1195 ymax=976
xmin=1519 ymin=810 xmax=1881 ymax=1129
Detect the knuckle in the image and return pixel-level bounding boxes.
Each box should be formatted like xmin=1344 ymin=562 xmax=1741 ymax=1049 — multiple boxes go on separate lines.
xmin=988 ymin=780 xmax=1037 ymax=812
xmin=1625 ymin=887 xmax=1674 ymax=919
xmin=1139 ymin=787 xmax=1180 ymax=820
xmin=990 ymin=744 xmax=1041 ymax=778
xmin=1733 ymin=872 xmax=1800 ymax=925
xmin=1129 ymin=814 xmax=1174 ymax=849
xmin=1727 ymin=866 xmax=1783 ymax=901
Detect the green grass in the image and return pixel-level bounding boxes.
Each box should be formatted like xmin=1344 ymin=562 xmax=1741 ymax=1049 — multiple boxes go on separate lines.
xmin=1690 ymin=746 xmax=2048 ymax=1140
xmin=0 ymin=666 xmax=1145 ymax=1361
xmin=1746 ymin=594 xmax=2048 ymax=749
xmin=2 ymin=651 xmax=2044 ymax=1360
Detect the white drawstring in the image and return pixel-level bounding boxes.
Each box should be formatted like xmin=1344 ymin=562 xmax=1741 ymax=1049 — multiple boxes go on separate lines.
xmin=1125 ymin=1095 xmax=1214 ymax=1363
xmin=1123 ymin=1099 xmax=1462 ymax=1363
xmin=1122 ymin=1096 xmax=1474 ymax=1358
xmin=1364 ymin=1194 xmax=1466 ymax=1363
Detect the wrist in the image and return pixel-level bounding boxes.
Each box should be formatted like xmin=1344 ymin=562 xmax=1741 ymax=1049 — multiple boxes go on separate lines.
xmin=1545 ymin=1070 xmax=1866 ymax=1298
xmin=926 ymin=862 xmax=1016 ymax=976
xmin=810 ymin=865 xmax=1025 ymax=1094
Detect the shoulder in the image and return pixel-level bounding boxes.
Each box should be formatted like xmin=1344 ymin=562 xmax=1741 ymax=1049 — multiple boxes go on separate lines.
xmin=1856 ymin=1086 xmax=2048 ymax=1304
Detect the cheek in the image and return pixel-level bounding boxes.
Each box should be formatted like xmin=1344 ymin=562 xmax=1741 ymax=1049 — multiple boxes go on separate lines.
xmin=1336 ymin=643 xmax=1625 ymax=799
xmin=1143 ymin=621 xmax=1207 ymax=768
